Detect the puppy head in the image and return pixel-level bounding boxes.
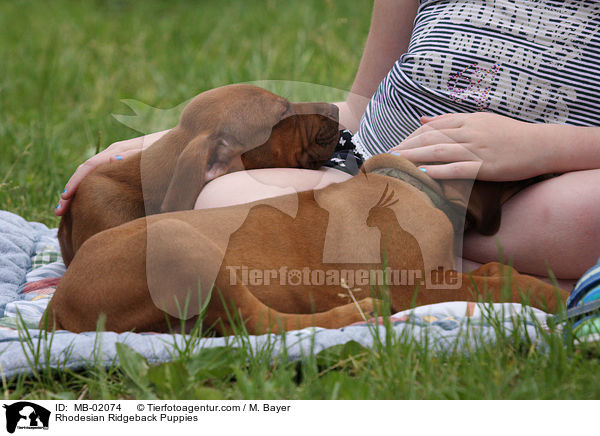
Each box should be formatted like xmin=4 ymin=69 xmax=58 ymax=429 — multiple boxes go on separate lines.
xmin=362 ymin=154 xmax=507 ymax=235
xmin=161 ymin=85 xmax=339 ymax=212
xmin=179 ymin=84 xmax=290 ymax=147
xmin=240 ymin=101 xmax=340 ymax=170
xmin=362 ymin=154 xmax=473 ymax=234
xmin=179 ymin=84 xmax=339 ymax=171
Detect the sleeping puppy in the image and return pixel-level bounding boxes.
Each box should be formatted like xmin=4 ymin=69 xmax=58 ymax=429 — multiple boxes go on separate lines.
xmin=58 ymin=84 xmax=340 ymax=265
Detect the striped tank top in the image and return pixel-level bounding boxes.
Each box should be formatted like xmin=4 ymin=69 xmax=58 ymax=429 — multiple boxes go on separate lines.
xmin=354 ymin=0 xmax=600 ymax=158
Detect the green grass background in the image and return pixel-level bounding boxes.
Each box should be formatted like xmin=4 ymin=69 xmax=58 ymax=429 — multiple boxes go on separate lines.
xmin=0 ymin=0 xmax=368 ymax=225
xmin=2 ymin=0 xmax=599 ymax=400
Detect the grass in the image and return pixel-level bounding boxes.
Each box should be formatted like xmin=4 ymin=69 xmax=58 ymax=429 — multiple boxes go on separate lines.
xmin=1 ymin=0 xmax=598 ymax=400
xmin=0 ymin=0 xmax=365 ymax=225
xmin=6 ymin=308 xmax=600 ymax=400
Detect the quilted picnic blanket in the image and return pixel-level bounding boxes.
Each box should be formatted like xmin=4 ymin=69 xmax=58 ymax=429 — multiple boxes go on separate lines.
xmin=0 ymin=210 xmax=552 ymax=379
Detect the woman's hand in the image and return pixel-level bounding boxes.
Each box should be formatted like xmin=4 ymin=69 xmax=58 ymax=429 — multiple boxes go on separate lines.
xmin=388 ymin=112 xmax=549 ymax=181
xmin=55 ymin=129 xmax=170 ymax=216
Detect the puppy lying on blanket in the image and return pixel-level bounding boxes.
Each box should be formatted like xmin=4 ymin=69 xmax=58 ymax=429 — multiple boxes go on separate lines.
xmin=42 ymin=154 xmax=568 ymax=335
xmin=58 ymin=84 xmax=340 ymax=266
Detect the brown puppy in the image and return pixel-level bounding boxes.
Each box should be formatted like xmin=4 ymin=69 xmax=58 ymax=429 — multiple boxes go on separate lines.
xmin=58 ymin=84 xmax=339 ymax=266
xmin=42 ymin=154 xmax=568 ymax=335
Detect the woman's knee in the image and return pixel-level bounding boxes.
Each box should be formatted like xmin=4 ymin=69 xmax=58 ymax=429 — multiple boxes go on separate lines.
xmin=463 ymin=169 xmax=600 ymax=278
xmin=534 ymin=170 xmax=600 ymax=243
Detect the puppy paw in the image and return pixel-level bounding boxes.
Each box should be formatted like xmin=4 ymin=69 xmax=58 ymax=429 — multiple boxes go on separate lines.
xmin=471 ymin=261 xmax=518 ymax=278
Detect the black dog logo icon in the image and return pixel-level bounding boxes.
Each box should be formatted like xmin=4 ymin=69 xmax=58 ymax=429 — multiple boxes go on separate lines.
xmin=3 ymin=402 xmax=50 ymax=433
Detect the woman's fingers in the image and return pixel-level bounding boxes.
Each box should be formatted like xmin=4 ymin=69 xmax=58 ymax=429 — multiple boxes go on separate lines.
xmin=61 ymin=155 xmax=105 ymax=200
xmin=389 ymin=141 xmax=482 ymax=180
xmin=55 ymin=131 xmax=168 ymax=216
xmin=108 ymin=148 xmax=141 ymax=162
xmin=393 ymin=142 xmax=480 ymax=163
xmin=388 ymin=127 xmax=465 ymax=153
xmin=387 ymin=113 xmax=466 ymax=153
xmin=54 ymin=197 xmax=72 ymax=216
xmin=61 ymin=149 xmax=141 ymax=199
xmin=55 ymin=149 xmax=139 ymax=216
xmin=419 ymin=113 xmax=466 ymax=128
xmin=417 ymin=161 xmax=482 ymax=180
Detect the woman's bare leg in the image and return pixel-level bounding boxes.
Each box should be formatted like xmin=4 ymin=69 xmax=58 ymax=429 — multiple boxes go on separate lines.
xmin=462 ymin=169 xmax=600 ymax=289
xmin=194 ymin=167 xmax=352 ymax=209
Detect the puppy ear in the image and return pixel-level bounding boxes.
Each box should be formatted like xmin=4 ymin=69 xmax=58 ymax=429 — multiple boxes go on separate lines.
xmin=160 ymin=135 xmax=216 ymax=213
xmin=438 ymin=180 xmax=503 ymax=236
xmin=465 ymin=176 xmax=554 ymax=236
xmin=57 ymin=212 xmax=74 ymax=267
xmin=463 ymin=181 xmax=504 ymax=236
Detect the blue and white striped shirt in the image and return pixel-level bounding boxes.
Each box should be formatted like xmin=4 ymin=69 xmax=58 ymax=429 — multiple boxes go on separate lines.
xmin=355 ymin=0 xmax=600 ymax=158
